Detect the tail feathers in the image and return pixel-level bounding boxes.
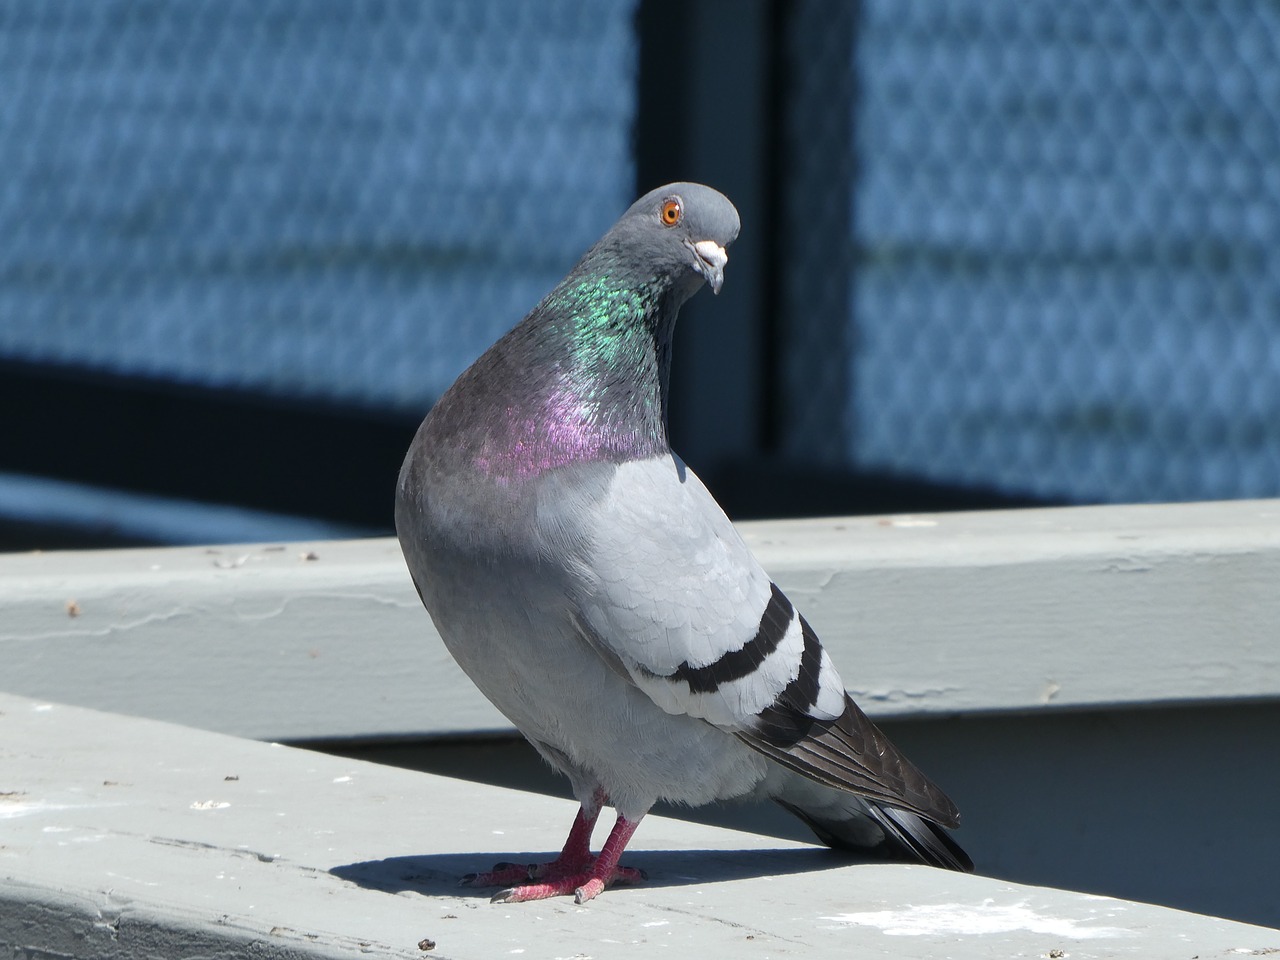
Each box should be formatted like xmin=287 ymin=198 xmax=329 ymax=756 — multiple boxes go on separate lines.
xmin=865 ymin=802 xmax=974 ymax=872
xmin=776 ymin=797 xmax=974 ymax=873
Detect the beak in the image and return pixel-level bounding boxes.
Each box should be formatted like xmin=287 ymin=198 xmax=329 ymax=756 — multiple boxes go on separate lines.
xmin=687 ymin=239 xmax=729 ymax=294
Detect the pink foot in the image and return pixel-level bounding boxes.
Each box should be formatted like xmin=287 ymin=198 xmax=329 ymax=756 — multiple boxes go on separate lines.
xmin=461 ymin=799 xmax=604 ymax=890
xmin=463 ymin=858 xmax=645 ymax=891
xmin=459 ymin=861 xmax=556 ymax=888
xmin=491 ymin=862 xmax=645 ymax=904
xmin=484 ymin=812 xmax=644 ymax=905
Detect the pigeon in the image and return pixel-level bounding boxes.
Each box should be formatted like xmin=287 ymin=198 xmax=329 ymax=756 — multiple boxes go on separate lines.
xmin=395 ymin=182 xmax=972 ymax=904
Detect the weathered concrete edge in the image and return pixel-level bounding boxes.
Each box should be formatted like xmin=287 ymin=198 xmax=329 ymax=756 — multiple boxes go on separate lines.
xmin=0 ymin=884 xmax=396 ymax=960
xmin=2 ymin=498 xmax=1278 ymax=741
xmin=5 ymin=690 xmax=1280 ymax=960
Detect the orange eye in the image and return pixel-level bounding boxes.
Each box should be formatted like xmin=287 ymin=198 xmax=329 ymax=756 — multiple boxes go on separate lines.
xmin=660 ymin=199 xmax=682 ymax=226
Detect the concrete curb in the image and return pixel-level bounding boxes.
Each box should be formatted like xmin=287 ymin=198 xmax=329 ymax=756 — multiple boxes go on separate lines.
xmin=3 ymin=692 xmax=1277 ymax=958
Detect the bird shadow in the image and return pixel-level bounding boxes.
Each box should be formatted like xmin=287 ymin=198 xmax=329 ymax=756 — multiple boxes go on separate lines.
xmin=330 ymin=846 xmax=868 ymax=900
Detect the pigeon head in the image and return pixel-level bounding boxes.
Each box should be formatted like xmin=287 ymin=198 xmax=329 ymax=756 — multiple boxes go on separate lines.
xmin=419 ymin=183 xmax=741 ymax=479
xmin=594 ymin=182 xmax=741 ymax=302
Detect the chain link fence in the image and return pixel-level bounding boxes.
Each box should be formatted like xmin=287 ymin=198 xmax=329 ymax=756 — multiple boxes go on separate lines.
xmin=0 ymin=0 xmax=636 ymax=411
xmin=4 ymin=0 xmax=1279 ymax=510
xmin=791 ymin=0 xmax=1280 ymax=503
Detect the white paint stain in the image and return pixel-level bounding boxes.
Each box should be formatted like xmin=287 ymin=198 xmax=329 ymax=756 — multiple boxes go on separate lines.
xmin=0 ymin=800 xmax=92 ymax=820
xmin=822 ymin=900 xmax=1130 ymax=938
xmin=889 ymin=516 xmax=938 ymax=528
xmin=189 ymin=800 xmax=231 ymax=810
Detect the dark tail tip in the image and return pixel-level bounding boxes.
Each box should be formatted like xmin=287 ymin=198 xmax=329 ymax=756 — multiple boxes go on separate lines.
xmin=777 ymin=798 xmax=974 ymax=873
xmin=867 ymin=802 xmax=974 ymax=872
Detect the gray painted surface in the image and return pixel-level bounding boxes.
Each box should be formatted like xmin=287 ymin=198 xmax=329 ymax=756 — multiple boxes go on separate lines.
xmin=3 ymin=692 xmax=1278 ymax=958
xmin=4 ymin=499 xmax=1280 ymax=930
xmin=2 ymin=500 xmax=1277 ymax=741
xmin=337 ymin=702 xmax=1280 ymax=931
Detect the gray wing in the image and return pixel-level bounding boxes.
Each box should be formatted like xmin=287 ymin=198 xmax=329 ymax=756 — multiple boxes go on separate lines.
xmin=547 ymin=454 xmax=960 ymax=826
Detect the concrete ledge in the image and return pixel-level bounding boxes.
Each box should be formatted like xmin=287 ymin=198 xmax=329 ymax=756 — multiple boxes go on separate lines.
xmin=3 ymin=499 xmax=1279 ymax=742
xmin=3 ymin=692 xmax=1277 ymax=958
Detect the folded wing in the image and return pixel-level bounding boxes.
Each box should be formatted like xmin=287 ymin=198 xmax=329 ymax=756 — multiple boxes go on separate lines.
xmin=562 ymin=455 xmax=961 ymax=829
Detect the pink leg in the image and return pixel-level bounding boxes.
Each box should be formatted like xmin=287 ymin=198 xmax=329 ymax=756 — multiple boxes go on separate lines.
xmin=492 ymin=813 xmax=645 ymax=905
xmin=460 ymin=798 xmax=602 ymax=889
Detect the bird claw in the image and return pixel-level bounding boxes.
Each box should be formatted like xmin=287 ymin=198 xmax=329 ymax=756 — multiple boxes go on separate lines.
xmin=480 ymin=863 xmax=645 ymax=904
xmin=573 ymin=878 xmax=606 ymax=904
xmin=466 ymin=810 xmax=645 ymax=902
xmin=490 ymin=875 xmax=597 ymax=904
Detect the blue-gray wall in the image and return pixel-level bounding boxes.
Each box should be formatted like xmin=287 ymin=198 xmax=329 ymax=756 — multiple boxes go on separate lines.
xmin=4 ymin=0 xmax=1280 ymax=543
xmin=0 ymin=0 xmax=636 ymax=409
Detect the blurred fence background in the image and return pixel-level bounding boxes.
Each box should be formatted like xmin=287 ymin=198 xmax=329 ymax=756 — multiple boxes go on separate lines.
xmin=2 ymin=0 xmax=1279 ymax=548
